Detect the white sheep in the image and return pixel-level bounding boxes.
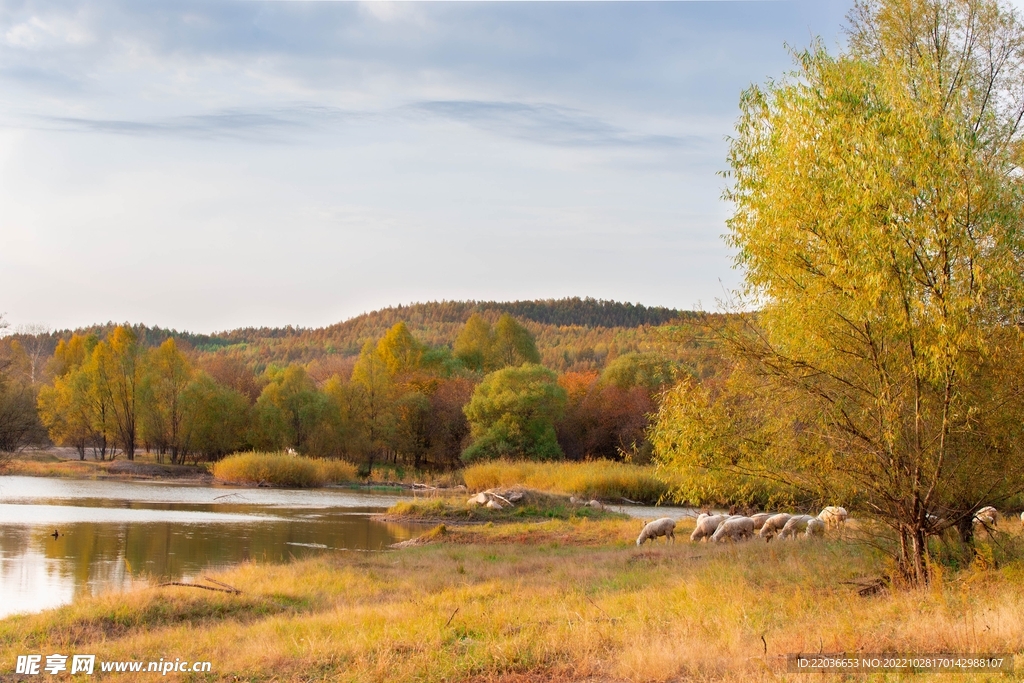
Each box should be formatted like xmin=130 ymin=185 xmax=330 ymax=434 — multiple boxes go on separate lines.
xmin=707 ymin=515 xmax=743 ymax=543
xmin=777 ymin=514 xmax=816 ymax=539
xmin=750 ymin=512 xmax=773 ymax=530
xmin=805 ymin=518 xmax=826 ymax=537
xmin=710 ymin=516 xmax=755 ymax=543
xmin=636 ymin=517 xmax=676 ymax=546
xmin=758 ymin=513 xmax=792 ymax=540
xmin=973 ymin=506 xmax=999 ymax=535
xmin=817 ymin=506 xmax=848 ymax=530
xmin=690 ymin=514 xmax=728 ymax=542
xmin=975 ymin=506 xmax=999 ymax=524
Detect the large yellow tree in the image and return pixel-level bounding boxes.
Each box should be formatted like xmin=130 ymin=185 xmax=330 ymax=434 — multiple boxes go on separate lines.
xmin=655 ymin=0 xmax=1024 ymax=584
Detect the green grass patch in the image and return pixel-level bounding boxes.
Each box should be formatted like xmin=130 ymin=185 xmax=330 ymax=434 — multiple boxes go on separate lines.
xmin=386 ymin=490 xmax=629 ymax=523
xmin=212 ymin=451 xmax=357 ymax=487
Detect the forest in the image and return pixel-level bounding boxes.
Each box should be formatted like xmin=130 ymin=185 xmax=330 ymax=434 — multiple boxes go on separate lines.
xmin=0 ymin=298 xmax=715 ymax=472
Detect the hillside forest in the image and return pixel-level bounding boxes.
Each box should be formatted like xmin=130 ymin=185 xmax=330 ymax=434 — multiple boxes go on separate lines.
xmin=0 ymin=299 xmax=719 ymax=472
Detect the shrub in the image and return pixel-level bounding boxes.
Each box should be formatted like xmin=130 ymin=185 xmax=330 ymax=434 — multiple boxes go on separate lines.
xmin=212 ymin=451 xmax=357 ymax=487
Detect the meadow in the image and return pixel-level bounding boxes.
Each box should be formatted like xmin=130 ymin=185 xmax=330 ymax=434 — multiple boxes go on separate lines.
xmin=2 ymin=516 xmax=1021 ymax=682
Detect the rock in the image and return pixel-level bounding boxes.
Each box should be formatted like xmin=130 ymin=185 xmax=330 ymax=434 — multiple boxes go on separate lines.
xmin=507 ymin=491 xmax=524 ymax=503
xmin=485 ymin=499 xmax=504 ymax=510
xmin=570 ymin=496 xmax=580 ymax=505
xmin=468 ymin=492 xmax=490 ymax=506
xmin=588 ymin=500 xmax=604 ymax=510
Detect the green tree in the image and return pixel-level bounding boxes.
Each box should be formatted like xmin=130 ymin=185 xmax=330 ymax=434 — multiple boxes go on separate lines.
xmin=655 ymin=0 xmax=1024 ymax=584
xmin=491 ymin=314 xmax=540 ymax=369
xmin=140 ymin=338 xmax=195 ymax=464
xmin=184 ymin=374 xmax=251 ymax=460
xmin=454 ymin=313 xmax=493 ymax=372
xmin=462 ymin=364 xmax=567 ymax=462
xmin=600 ymin=353 xmax=678 ymax=392
xmin=253 ymin=364 xmax=330 ymax=452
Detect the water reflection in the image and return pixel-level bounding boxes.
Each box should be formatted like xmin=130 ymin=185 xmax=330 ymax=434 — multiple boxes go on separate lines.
xmin=0 ymin=477 xmax=426 ymax=618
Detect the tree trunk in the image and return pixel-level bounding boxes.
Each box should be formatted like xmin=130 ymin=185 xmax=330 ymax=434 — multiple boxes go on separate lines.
xmin=957 ymin=515 xmax=974 ymax=545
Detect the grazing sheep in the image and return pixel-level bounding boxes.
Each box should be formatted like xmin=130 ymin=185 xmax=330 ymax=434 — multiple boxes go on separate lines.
xmin=818 ymin=506 xmax=848 ymax=530
xmin=758 ymin=513 xmax=792 ymax=540
xmin=690 ymin=514 xmax=728 ymax=542
xmin=710 ymin=516 xmax=755 ymax=543
xmin=973 ymin=506 xmax=999 ymax=535
xmin=636 ymin=517 xmax=676 ymax=546
xmin=805 ymin=518 xmax=826 ymax=537
xmin=750 ymin=513 xmax=773 ymax=531
xmin=777 ymin=515 xmax=816 ymax=539
xmin=975 ymin=506 xmax=999 ymax=525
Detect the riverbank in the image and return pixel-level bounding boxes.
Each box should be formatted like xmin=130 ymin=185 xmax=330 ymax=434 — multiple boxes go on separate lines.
xmin=3 ymin=517 xmax=1022 ymax=682
xmin=5 ymin=456 xmax=212 ymax=482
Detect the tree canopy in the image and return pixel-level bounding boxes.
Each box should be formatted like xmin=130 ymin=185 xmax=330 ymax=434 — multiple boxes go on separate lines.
xmin=462 ymin=364 xmax=567 ymax=463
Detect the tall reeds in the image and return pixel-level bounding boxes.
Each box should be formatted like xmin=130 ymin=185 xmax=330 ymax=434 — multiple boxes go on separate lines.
xmin=212 ymin=451 xmax=357 ymax=487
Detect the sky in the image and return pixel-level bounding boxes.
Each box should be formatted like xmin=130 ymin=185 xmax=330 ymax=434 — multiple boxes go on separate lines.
xmin=0 ymin=0 xmax=896 ymax=333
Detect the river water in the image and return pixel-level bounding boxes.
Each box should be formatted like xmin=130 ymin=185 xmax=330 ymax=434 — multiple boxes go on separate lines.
xmin=0 ymin=476 xmax=428 ymax=618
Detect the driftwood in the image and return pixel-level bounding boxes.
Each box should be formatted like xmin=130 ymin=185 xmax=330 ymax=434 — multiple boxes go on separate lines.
xmin=202 ymin=577 xmax=243 ymax=593
xmin=158 ymin=580 xmax=241 ymax=594
xmin=488 ymin=492 xmax=513 ymax=507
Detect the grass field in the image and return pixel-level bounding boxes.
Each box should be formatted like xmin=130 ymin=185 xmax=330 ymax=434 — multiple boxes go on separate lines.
xmin=3 ymin=517 xmax=1022 ymax=682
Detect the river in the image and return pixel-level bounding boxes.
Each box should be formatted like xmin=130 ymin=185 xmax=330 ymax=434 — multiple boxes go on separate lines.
xmin=0 ymin=476 xmax=428 ymax=618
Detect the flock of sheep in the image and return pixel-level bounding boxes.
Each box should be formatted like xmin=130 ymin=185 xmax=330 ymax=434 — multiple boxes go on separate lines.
xmin=636 ymin=504 xmax=1024 ymax=546
xmin=636 ymin=506 xmax=849 ymax=546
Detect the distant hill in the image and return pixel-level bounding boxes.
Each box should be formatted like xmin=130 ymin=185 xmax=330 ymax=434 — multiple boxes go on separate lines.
xmin=10 ymin=298 xmax=710 ymax=374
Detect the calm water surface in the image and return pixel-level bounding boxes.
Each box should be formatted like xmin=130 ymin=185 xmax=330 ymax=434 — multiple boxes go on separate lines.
xmin=0 ymin=476 xmax=427 ymax=618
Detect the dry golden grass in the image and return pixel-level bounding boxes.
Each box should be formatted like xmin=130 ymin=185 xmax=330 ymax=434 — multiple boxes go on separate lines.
xmin=463 ymin=460 xmax=670 ymax=504
xmin=3 ymin=518 xmax=1022 ymax=682
xmin=212 ymin=451 xmax=358 ymax=487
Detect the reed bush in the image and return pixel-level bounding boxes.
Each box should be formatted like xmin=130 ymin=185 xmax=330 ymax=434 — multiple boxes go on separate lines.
xmin=463 ymin=459 xmax=670 ymax=504
xmin=212 ymin=452 xmax=356 ymax=487
xmin=314 ymin=458 xmax=358 ymax=483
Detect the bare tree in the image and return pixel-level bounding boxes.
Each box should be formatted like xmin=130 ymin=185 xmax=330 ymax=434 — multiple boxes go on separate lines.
xmin=15 ymin=323 xmax=52 ymax=385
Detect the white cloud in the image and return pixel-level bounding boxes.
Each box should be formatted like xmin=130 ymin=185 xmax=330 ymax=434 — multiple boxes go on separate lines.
xmin=4 ymin=13 xmax=93 ymax=49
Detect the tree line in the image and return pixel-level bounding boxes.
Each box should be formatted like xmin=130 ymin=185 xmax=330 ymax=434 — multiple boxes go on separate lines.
xmin=21 ymin=312 xmax=681 ymax=471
